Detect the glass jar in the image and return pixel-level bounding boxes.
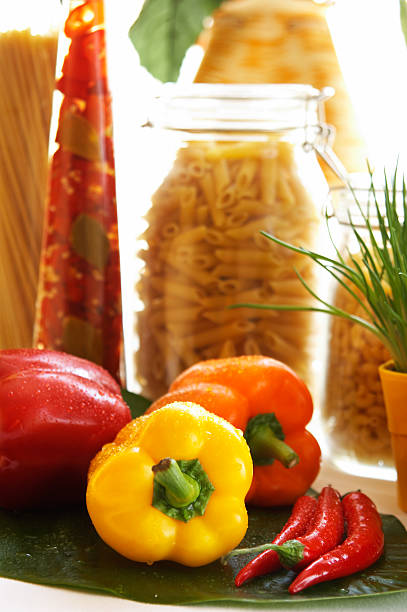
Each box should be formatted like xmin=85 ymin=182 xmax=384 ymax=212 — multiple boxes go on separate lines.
xmin=34 ymin=0 xmax=124 ymax=385
xmin=132 ymin=83 xmax=336 ymax=400
xmin=193 ymin=0 xmax=366 ymax=185
xmin=0 ymin=1 xmax=60 ymax=348
xmin=320 ymin=175 xmax=397 ymax=481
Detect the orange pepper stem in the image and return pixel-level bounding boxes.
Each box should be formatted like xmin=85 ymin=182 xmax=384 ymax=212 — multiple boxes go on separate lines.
xmin=152 ymin=458 xmax=200 ymax=508
xmin=244 ymin=413 xmax=299 ymax=468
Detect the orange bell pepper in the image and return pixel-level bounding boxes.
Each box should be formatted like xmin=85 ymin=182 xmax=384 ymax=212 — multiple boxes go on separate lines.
xmin=147 ymin=356 xmax=321 ymax=507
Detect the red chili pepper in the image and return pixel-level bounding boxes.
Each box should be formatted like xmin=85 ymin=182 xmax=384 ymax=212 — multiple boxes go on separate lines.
xmin=64 ymin=0 xmax=104 ymax=39
xmin=0 ymin=349 xmax=131 ymax=510
xmin=288 ymin=491 xmax=384 ymax=594
xmin=234 ymin=495 xmax=317 ymax=586
xmin=226 ymin=486 xmax=344 ymax=572
xmin=61 ymin=32 xmax=107 ymax=84
xmin=270 ymin=486 xmax=344 ymax=570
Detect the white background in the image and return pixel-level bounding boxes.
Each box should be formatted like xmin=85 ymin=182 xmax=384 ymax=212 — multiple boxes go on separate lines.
xmin=106 ymin=0 xmax=407 ymax=169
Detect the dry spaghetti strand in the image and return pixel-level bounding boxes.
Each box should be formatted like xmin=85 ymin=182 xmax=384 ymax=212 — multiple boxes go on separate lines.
xmin=0 ymin=28 xmax=58 ymax=348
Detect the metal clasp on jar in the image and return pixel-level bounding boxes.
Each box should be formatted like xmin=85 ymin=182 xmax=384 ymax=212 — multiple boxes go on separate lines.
xmin=304 ymin=121 xmax=351 ymax=187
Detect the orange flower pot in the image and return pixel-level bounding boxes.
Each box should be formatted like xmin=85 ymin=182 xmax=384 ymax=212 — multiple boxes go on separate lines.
xmin=379 ymin=360 xmax=407 ymax=512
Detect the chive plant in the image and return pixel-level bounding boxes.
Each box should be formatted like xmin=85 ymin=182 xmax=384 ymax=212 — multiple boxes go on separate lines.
xmin=232 ymin=170 xmax=407 ymax=373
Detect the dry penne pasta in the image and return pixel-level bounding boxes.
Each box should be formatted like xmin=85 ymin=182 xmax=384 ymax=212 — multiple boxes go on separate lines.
xmin=148 ymin=277 xmax=206 ymax=303
xmin=177 ymin=185 xmax=197 ymax=227
xmin=171 ymin=225 xmax=207 ymax=247
xmin=218 ymin=339 xmax=237 ymax=358
xmin=216 ymin=185 xmax=236 ymax=210
xmin=243 ymin=336 xmax=262 ymax=355
xmin=202 ymin=309 xmax=249 ymax=324
xmin=167 ymin=335 xmax=201 ymax=366
xmin=186 ymin=155 xmax=207 ymax=178
xmin=215 ymin=249 xmax=278 ymax=265
xmin=160 ymin=222 xmax=180 ymax=240
xmin=165 ymin=260 xmax=214 ymax=286
xmin=227 ymin=200 xmax=271 ymax=217
xmin=135 ymin=138 xmax=322 ymax=398
xmin=225 ymin=215 xmax=276 ymax=240
xmin=190 ymin=253 xmax=218 ymax=270
xmin=198 ymin=172 xmax=215 ymax=204
xmin=260 ymin=155 xmax=277 ymax=204
xmin=224 ymin=211 xmax=250 ymax=228
xmin=213 ymin=264 xmax=294 ymax=282
xmin=207 ymin=141 xmax=276 ymax=160
xmin=150 ymin=296 xmax=200 ymax=312
xmin=181 ymin=319 xmax=255 ymax=350
xmin=149 ymin=306 xmax=202 ymax=327
xmin=235 ymin=158 xmax=258 ymax=190
xmin=323 ymin=278 xmax=393 ymax=468
xmin=213 ymin=158 xmax=231 ymax=192
xmin=259 ymin=320 xmax=311 ymax=344
xmin=266 ymin=278 xmax=311 ymax=297
xmin=277 ymin=169 xmax=296 ymax=207
xmin=204 ymin=229 xmax=235 ymax=246
xmin=252 ymin=232 xmax=277 ymax=250
xmin=196 ymin=204 xmax=209 ymax=225
xmin=201 ymin=343 xmax=225 ymax=359
xmin=216 ymin=278 xmax=254 ymax=294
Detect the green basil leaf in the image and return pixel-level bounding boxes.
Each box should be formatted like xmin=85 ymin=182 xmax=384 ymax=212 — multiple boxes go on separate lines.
xmin=129 ymin=0 xmax=223 ymax=82
xmin=0 ymin=505 xmax=406 ymax=604
xmin=62 ymin=316 xmax=103 ymax=365
xmin=121 ymin=388 xmax=151 ymax=418
xmin=71 ymin=213 xmax=110 ymax=271
xmin=58 ymin=112 xmax=102 ymax=161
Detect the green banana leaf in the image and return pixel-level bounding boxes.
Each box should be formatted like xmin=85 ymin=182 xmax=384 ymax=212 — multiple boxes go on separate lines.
xmin=1 ymin=389 xmax=406 ymax=605
xmin=121 ymin=388 xmax=152 ymax=418
xmin=129 ymin=0 xmax=223 ymax=82
xmin=0 ymin=503 xmax=406 ymax=604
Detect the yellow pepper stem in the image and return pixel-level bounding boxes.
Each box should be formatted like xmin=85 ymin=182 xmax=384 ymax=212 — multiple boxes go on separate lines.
xmin=244 ymin=413 xmax=299 ymax=468
xmin=152 ymin=458 xmax=200 ymax=508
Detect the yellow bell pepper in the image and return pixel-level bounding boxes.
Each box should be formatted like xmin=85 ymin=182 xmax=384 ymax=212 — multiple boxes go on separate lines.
xmin=86 ymin=402 xmax=253 ymax=567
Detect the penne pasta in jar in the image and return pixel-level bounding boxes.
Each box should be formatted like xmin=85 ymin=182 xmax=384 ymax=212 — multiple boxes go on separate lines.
xmin=134 ymin=84 xmax=332 ymax=399
xmin=319 ymin=182 xmax=397 ymax=480
xmin=323 ymin=279 xmax=393 ymax=473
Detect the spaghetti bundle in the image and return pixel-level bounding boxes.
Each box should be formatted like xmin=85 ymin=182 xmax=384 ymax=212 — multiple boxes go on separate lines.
xmin=136 ymin=139 xmax=322 ymax=399
xmin=0 ymin=28 xmax=57 ymax=348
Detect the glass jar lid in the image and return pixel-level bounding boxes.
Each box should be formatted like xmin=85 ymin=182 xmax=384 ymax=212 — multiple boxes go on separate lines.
xmin=330 ymin=172 xmax=404 ymax=229
xmin=148 ymin=83 xmax=334 ymax=133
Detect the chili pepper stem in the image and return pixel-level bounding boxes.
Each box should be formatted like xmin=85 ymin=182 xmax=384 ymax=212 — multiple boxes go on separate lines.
xmin=222 ymin=539 xmax=305 ymax=568
xmin=244 ymin=414 xmax=299 ymax=468
xmin=222 ymin=543 xmax=274 ymax=565
xmin=152 ymin=458 xmax=200 ymax=508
